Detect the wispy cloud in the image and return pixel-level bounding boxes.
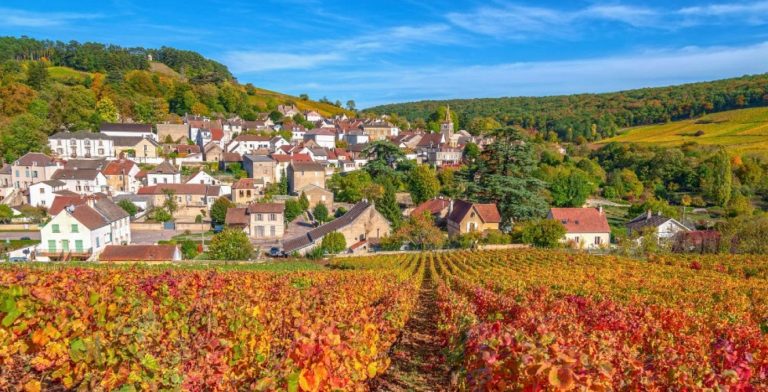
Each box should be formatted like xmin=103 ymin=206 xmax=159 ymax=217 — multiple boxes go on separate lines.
xmin=224 ymin=23 xmax=457 ymax=73
xmin=292 ymin=42 xmax=768 ymax=107
xmin=0 ymin=7 xmax=101 ymax=27
xmin=224 ymin=52 xmax=343 ymax=73
xmin=446 ymin=1 xmax=768 ymax=39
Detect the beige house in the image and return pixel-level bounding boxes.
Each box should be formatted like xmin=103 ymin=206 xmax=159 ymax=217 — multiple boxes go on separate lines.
xmin=137 ymin=184 xmax=223 ymax=209
xmin=231 ymin=178 xmax=265 ymax=205
xmin=10 ymin=153 xmax=62 ymax=190
xmin=243 ymin=154 xmax=276 ymax=185
xmin=288 ymin=161 xmax=325 ymax=194
xmin=113 ymin=137 xmax=160 ymax=159
xmin=446 ymin=200 xmax=502 ymax=235
xmin=204 ymin=142 xmax=224 ymax=162
xmin=283 ymin=201 xmax=391 ymax=255
xmin=298 ymin=184 xmax=333 ymax=209
xmin=362 ymin=121 xmax=398 ymax=141
xmin=157 ymin=123 xmax=189 ymax=143
xmin=225 ymin=202 xmax=285 ymax=239
xmin=102 ymin=158 xmax=141 ymax=194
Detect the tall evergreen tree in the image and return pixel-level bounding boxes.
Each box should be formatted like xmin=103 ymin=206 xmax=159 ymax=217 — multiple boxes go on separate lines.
xmin=375 ymin=178 xmax=402 ymax=228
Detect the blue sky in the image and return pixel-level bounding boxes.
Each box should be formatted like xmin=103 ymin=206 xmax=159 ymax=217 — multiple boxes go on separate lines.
xmin=2 ymin=1 xmax=768 ymax=107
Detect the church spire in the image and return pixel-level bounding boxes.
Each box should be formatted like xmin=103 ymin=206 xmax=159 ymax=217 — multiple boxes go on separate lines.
xmin=444 ymin=105 xmax=452 ymax=123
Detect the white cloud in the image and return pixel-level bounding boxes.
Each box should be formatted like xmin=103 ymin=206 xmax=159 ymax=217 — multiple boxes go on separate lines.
xmin=224 ymin=52 xmax=342 ymax=73
xmin=0 ymin=7 xmax=100 ymax=27
xmin=293 ymin=42 xmax=768 ymax=107
xmin=224 ymin=24 xmax=457 ymax=73
xmin=446 ymin=1 xmax=768 ymax=39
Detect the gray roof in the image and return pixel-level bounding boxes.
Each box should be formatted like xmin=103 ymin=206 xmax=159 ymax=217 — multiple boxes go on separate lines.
xmin=93 ymin=198 xmax=130 ymax=222
xmin=110 ymin=136 xmax=144 ymax=147
xmin=40 ymin=180 xmax=66 ymax=187
xmin=100 ymin=123 xmax=153 ymax=133
xmin=244 ymin=154 xmax=274 ymax=163
xmin=52 ymin=169 xmax=102 ymax=181
xmin=14 ymin=152 xmax=57 ymax=166
xmin=50 ymin=131 xmax=112 ymax=140
xmin=64 ymin=159 xmax=107 ymax=170
xmin=149 ymin=161 xmax=179 ymax=175
xmin=626 ymin=212 xmax=688 ymax=231
xmin=283 ymin=201 xmax=371 ymax=252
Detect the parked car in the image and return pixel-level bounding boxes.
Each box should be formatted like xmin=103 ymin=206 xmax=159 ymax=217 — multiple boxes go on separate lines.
xmin=8 ymin=257 xmax=27 ymax=262
xmin=269 ymin=247 xmax=285 ymax=258
xmin=20 ymin=236 xmax=31 ymax=241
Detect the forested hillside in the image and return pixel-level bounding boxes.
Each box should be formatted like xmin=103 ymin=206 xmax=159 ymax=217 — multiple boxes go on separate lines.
xmin=0 ymin=36 xmax=349 ymax=162
xmin=366 ymin=74 xmax=768 ymax=142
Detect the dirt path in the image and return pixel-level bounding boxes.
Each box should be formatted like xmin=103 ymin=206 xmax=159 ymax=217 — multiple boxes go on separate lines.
xmin=372 ymin=268 xmax=452 ymax=391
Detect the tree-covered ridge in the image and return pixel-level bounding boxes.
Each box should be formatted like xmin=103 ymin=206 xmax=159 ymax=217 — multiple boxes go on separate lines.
xmin=0 ymin=36 xmax=232 ymax=83
xmin=366 ymin=73 xmax=768 ymax=142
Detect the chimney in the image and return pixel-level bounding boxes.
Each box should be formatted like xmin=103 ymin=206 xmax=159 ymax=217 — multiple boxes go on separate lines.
xmin=449 ymin=199 xmax=454 ymax=215
xmin=598 ymin=206 xmax=604 ymax=214
xmin=646 ymin=210 xmax=652 ymax=220
xmin=86 ymin=195 xmax=97 ymax=208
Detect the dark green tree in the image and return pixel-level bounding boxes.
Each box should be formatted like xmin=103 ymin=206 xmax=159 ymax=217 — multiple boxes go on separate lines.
xmin=117 ymin=199 xmax=138 ymax=216
xmin=464 ymin=128 xmax=548 ymax=227
xmin=550 ymin=169 xmax=597 ymax=207
xmin=210 ymin=196 xmax=233 ymax=225
xmin=376 ymin=179 xmax=402 ymax=228
xmin=312 ymin=203 xmax=330 ymax=223
xmin=408 ymin=165 xmax=440 ymax=205
xmin=25 ymin=60 xmax=48 ymax=90
xmin=208 ymin=229 xmax=252 ymax=260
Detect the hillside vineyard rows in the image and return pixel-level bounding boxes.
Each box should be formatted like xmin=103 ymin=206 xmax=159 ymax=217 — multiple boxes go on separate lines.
xmin=1 ymin=250 xmax=767 ymax=390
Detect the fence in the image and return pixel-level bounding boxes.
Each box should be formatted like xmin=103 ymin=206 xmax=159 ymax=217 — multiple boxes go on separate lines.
xmin=0 ymin=223 xmax=39 ymax=231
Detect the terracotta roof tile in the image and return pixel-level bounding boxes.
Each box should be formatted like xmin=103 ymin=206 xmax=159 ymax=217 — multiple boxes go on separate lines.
xmin=246 ymin=203 xmax=284 ymax=214
xmin=548 ymin=208 xmax=610 ymax=233
xmin=99 ymin=245 xmax=178 ymax=261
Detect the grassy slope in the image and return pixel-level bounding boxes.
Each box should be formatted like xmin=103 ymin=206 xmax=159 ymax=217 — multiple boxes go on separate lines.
xmin=46 ymin=64 xmax=349 ymax=118
xmin=601 ymin=107 xmax=768 ymax=155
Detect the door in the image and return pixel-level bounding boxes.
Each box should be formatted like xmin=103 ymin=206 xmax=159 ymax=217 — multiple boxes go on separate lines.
xmin=75 ymin=240 xmax=84 ymax=252
xmin=61 ymin=240 xmax=69 ymax=252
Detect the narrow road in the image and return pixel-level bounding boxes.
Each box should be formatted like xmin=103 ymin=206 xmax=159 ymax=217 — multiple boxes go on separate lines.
xmin=373 ymin=267 xmax=452 ymax=391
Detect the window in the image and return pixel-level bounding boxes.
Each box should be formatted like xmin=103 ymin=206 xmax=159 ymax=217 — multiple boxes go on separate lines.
xmin=32 ymin=171 xmax=38 ymax=178
xmin=71 ymin=224 xmax=79 ymax=233
xmin=39 ymin=188 xmax=45 ymax=193
xmin=270 ymin=226 xmax=275 ymax=237
xmin=52 ymin=224 xmax=60 ymax=233
xmin=48 ymin=240 xmax=56 ymax=252
xmin=256 ymin=213 xmax=263 ymax=221
xmin=269 ymin=213 xmax=276 ymax=221
xmin=594 ymin=236 xmax=602 ymax=245
xmin=96 ymin=237 xmax=100 ymax=248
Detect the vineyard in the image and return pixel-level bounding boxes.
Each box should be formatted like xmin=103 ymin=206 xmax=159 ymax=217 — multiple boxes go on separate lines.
xmin=2 ymin=250 xmax=768 ymax=390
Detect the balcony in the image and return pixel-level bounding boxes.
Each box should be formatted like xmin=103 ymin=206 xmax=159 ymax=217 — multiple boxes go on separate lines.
xmin=37 ymin=247 xmax=93 ymax=261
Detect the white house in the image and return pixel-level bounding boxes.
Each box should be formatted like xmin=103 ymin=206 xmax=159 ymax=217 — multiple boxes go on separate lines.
xmin=626 ymin=211 xmax=691 ymax=241
xmin=228 ymin=135 xmax=271 ymax=154
xmin=185 ymin=170 xmax=220 ymax=185
xmin=343 ymin=131 xmax=370 ymax=145
xmin=51 ymin=169 xmax=109 ymax=195
xmin=270 ymin=136 xmax=289 ymax=150
xmin=304 ymin=129 xmax=336 ymax=149
xmin=147 ymin=161 xmax=181 ymax=185
xmin=49 ymin=131 xmax=115 ymax=159
xmin=38 ymin=197 xmax=130 ymax=261
xmin=28 ymin=180 xmax=66 ymax=208
xmin=548 ymin=208 xmax=611 ymax=250
xmin=304 ymin=110 xmax=323 ymax=122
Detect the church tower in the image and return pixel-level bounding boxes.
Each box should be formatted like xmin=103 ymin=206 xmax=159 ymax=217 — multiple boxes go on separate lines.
xmin=440 ymin=105 xmax=454 ymax=141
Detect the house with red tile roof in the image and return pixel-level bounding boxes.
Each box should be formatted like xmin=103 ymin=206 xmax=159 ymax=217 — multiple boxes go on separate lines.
xmin=102 ymin=158 xmax=141 ymax=193
xmin=446 ymin=200 xmax=501 ymax=235
xmin=547 ymin=207 xmax=611 ymax=249
xmin=409 ymin=198 xmax=452 ymax=225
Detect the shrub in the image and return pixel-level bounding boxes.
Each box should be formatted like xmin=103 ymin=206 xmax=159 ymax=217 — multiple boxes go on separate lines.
xmin=321 ymin=232 xmax=347 ymax=254
xmin=521 ymin=219 xmax=566 ymax=248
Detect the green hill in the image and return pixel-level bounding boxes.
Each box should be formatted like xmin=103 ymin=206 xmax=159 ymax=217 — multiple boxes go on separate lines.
xmin=366 ymin=73 xmax=768 ymax=142
xmin=601 ymin=107 xmax=768 ymax=155
xmin=0 ymin=36 xmax=350 ymax=162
